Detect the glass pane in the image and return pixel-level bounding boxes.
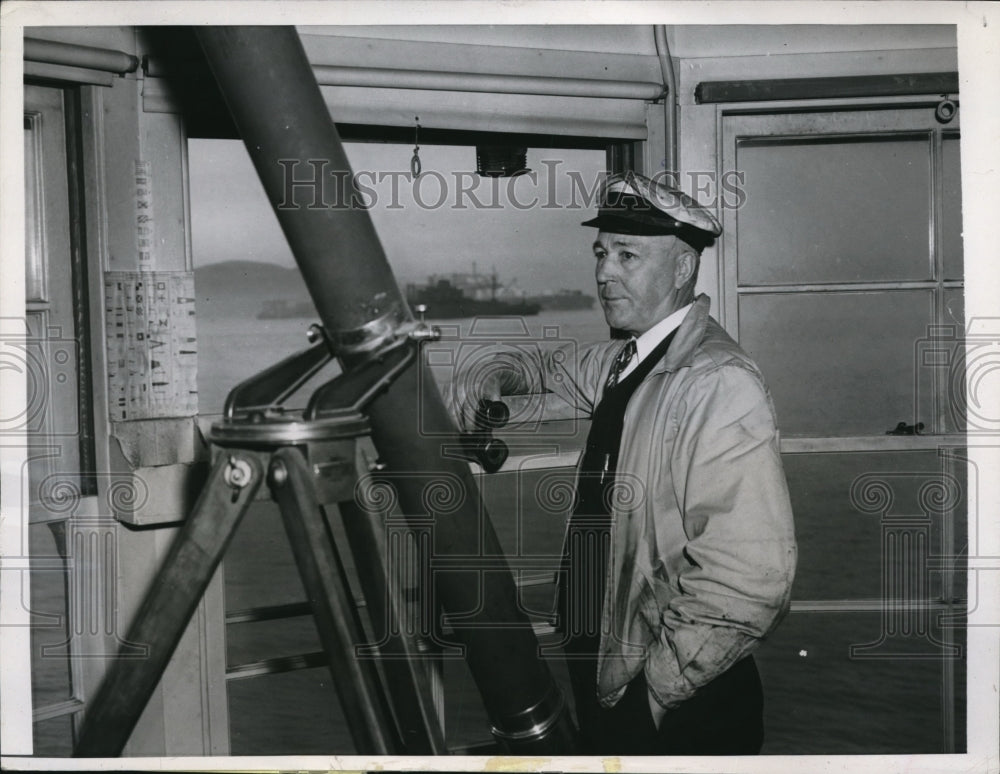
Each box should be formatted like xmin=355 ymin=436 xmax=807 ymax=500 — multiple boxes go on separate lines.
xmin=227 ymin=667 xmax=355 ymax=754
xmin=941 ymin=289 xmax=966 ymax=434
xmin=953 ymin=613 xmax=968 ymax=751
xmin=33 ymin=713 xmax=75 ymax=757
xmin=225 ymin=501 xmax=305 ymax=610
xmin=194 ymin=314 xmax=340 ymax=416
xmin=225 ymin=502 xmax=367 ymax=610
xmin=30 ymin=522 xmax=73 ymax=706
xmin=739 ymin=290 xmax=934 ymax=437
xmin=941 ymin=450 xmax=968 ymax=608
xmin=441 ymin=656 xmax=493 ymax=750
xmin=942 ymin=135 xmax=963 ymax=280
xmin=227 ymin=616 xmax=322 ymax=668
xmin=24 ymin=115 xmax=44 ymax=302
xmin=756 ymin=611 xmax=965 ymax=753
xmin=784 ymin=451 xmax=965 ymax=601
xmin=480 ymin=463 xmax=591 ymax=623
xmin=910 ymin=291 xmax=966 ymax=435
xmin=517 ymin=576 xmax=558 ymax=621
xmin=483 ymin=466 xmax=580 ymax=559
xmin=737 ymin=136 xmax=931 ymax=285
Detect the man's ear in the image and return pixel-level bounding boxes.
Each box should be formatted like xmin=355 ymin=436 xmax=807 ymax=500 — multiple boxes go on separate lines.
xmin=674 ymin=250 xmax=697 ymax=289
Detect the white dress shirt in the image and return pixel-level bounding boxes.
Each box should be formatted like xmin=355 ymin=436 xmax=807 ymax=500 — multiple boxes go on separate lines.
xmin=617 ymin=303 xmax=692 ymax=382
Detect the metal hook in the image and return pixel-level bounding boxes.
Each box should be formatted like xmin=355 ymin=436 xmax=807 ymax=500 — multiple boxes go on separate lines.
xmin=411 ymin=117 xmax=422 ymax=178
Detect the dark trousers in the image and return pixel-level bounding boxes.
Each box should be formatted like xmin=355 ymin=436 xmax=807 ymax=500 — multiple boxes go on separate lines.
xmin=567 ymin=655 xmax=764 ymax=755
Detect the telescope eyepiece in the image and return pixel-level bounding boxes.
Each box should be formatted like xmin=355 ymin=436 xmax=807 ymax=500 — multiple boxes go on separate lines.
xmin=476 ymin=398 xmax=510 ymax=430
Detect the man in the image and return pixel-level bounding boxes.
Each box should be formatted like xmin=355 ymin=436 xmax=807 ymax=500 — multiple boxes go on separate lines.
xmin=450 ymin=171 xmax=797 ymax=755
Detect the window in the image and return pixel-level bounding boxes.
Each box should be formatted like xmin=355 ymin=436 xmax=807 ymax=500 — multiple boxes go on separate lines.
xmin=189 ymin=137 xmax=607 ymax=752
xmin=722 ymin=109 xmax=963 ymax=439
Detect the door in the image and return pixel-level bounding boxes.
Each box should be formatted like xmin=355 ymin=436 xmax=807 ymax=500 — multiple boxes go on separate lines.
xmin=22 ymin=83 xmax=91 ymax=754
xmin=720 ymin=104 xmax=966 ymax=753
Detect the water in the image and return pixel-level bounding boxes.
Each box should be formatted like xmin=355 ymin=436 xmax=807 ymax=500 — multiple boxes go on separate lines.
xmin=188 ymin=308 xmax=967 ymax=755
xmin=195 ymin=308 xmax=609 ymax=416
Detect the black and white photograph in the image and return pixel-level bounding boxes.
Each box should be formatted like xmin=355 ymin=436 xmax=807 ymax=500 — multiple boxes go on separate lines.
xmin=1 ymin=2 xmax=998 ymax=771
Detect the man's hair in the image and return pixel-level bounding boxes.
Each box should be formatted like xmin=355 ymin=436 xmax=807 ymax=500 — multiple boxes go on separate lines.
xmin=681 ymin=251 xmax=701 ymax=300
xmin=664 ymin=235 xmax=701 ymax=300
xmin=686 ymin=251 xmax=702 ymax=289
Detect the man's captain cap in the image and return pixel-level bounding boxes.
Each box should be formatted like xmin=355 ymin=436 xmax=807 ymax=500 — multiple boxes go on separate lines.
xmin=581 ymin=171 xmax=722 ymax=250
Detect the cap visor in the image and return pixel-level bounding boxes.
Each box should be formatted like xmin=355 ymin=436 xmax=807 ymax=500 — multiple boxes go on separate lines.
xmin=580 ymin=212 xmax=682 ymax=236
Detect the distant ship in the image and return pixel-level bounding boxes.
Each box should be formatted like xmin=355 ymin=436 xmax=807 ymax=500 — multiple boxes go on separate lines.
xmin=523 ymin=289 xmax=595 ymax=311
xmin=406 ymin=278 xmax=540 ymax=319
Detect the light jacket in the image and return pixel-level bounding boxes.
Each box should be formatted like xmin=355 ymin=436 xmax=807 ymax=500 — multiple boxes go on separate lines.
xmin=522 ymin=294 xmax=797 ymax=710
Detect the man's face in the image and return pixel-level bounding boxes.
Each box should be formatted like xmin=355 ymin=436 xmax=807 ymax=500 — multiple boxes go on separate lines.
xmin=593 ymin=231 xmax=693 ymax=336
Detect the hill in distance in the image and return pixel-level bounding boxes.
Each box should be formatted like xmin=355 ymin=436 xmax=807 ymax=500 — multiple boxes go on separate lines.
xmin=194 ymin=260 xmax=310 ymax=319
xmin=195 ymin=259 xmax=424 ymax=320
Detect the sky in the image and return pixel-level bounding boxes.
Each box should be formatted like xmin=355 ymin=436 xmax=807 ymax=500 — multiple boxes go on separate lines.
xmin=188 ymin=139 xmax=605 ymax=293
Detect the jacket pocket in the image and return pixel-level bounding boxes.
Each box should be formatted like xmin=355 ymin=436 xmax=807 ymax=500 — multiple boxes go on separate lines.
xmin=636 ymin=574 xmax=666 ymax=639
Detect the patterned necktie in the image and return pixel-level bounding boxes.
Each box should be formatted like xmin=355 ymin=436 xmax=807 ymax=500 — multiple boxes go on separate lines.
xmin=605 ymin=339 xmax=637 ymax=390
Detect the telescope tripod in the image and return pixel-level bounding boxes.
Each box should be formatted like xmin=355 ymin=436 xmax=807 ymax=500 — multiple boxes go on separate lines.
xmin=74 ymin=329 xmax=483 ymax=756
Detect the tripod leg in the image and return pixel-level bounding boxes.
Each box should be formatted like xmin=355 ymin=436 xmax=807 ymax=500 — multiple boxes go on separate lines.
xmin=339 ymin=500 xmax=448 ymax=754
xmin=267 ymin=447 xmax=400 ymax=755
xmin=74 ymin=451 xmax=265 ymax=757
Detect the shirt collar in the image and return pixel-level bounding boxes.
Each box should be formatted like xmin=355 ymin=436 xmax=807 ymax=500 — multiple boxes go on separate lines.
xmin=619 ymin=302 xmax=693 ymax=379
xmin=635 ymin=303 xmax=692 ymax=362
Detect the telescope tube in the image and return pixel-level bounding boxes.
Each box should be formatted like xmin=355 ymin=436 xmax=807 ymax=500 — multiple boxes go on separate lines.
xmin=195 ymin=27 xmax=576 ymax=752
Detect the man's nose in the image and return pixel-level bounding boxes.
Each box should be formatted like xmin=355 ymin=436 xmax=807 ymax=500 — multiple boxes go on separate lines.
xmin=595 ymin=256 xmax=617 ymax=284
